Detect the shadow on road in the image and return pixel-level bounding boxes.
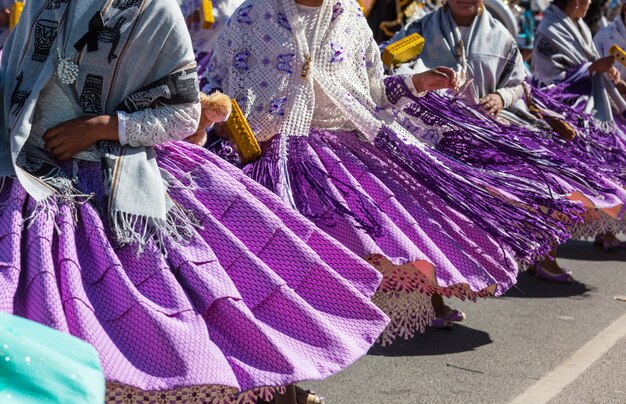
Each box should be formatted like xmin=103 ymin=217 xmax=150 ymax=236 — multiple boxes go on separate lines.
xmin=368 ymin=324 xmax=492 ymax=357
xmin=504 ymin=271 xmax=592 ymax=299
xmin=557 ymin=240 xmax=626 ymax=262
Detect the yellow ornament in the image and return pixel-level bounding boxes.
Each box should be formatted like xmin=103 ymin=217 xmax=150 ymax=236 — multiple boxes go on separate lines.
xmin=9 ymin=1 xmax=24 ymax=30
xmin=201 ymin=0 xmax=215 ymax=29
xmin=382 ymin=33 xmax=425 ymax=68
xmin=224 ymin=99 xmax=262 ymax=164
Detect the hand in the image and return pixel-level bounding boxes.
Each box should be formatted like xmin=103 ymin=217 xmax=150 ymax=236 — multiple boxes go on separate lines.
xmin=615 ymin=80 xmax=626 ymax=96
xmin=589 ymin=56 xmax=615 ymax=75
xmin=212 ymin=122 xmax=229 ymax=139
xmin=43 ymin=115 xmax=118 ymax=161
xmin=412 ymin=67 xmax=457 ymax=92
xmin=608 ymin=66 xmax=621 ymax=83
xmin=479 ymin=93 xmax=504 ymax=116
xmin=0 ymin=9 xmax=10 ymax=27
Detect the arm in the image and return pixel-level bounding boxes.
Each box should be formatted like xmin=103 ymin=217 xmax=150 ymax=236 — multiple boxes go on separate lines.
xmin=118 ymin=102 xmax=201 ymax=147
xmin=365 ymin=35 xmax=455 ymax=106
xmin=481 ymin=41 xmax=526 ymax=115
xmin=495 ymin=84 xmax=525 ymax=108
xmin=42 ymin=102 xmax=201 ymax=161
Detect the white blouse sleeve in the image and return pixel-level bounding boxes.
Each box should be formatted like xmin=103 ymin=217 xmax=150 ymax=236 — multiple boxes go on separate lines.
xmin=496 ymin=83 xmax=525 ymax=109
xmin=117 ymin=102 xmax=201 ymax=147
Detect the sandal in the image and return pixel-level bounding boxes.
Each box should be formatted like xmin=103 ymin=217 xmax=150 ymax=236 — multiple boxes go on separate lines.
xmin=296 ymin=387 xmax=324 ymax=404
xmin=535 ymin=263 xmax=574 ymax=284
xmin=444 ymin=308 xmax=466 ymax=322
xmin=430 ymin=317 xmax=454 ymax=329
xmin=594 ymin=234 xmax=625 ymax=251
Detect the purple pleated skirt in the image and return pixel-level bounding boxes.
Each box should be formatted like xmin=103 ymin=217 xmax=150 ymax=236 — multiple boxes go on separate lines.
xmin=0 ymin=141 xmax=389 ymax=402
xmin=530 ymin=75 xmax=626 ymax=239
xmin=391 ymin=81 xmax=626 ymax=210
xmin=244 ymin=130 xmax=545 ymax=344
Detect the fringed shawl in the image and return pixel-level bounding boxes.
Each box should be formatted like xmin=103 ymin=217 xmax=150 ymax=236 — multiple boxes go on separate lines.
xmin=0 ymin=0 xmax=199 ymax=251
xmin=533 ymin=4 xmax=626 ymax=122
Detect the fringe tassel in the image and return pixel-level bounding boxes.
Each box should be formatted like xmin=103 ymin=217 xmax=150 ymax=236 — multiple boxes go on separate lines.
xmin=374 ymin=126 xmax=583 ymax=263
xmin=245 ymin=136 xmax=384 ymax=237
xmin=22 ymin=190 xmax=94 ymax=233
xmin=393 ymin=80 xmax=623 ymax=204
xmin=111 ymin=200 xmax=200 ymax=256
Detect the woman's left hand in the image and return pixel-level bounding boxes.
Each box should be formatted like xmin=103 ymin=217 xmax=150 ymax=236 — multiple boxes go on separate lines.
xmin=608 ymin=66 xmax=621 ymax=83
xmin=479 ymin=93 xmax=504 ymax=116
xmin=43 ymin=115 xmax=118 ymax=162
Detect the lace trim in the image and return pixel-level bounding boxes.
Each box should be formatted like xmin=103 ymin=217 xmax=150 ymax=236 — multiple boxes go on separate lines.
xmin=373 ymin=288 xmax=434 ymax=346
xmin=569 ymin=208 xmax=626 ymax=239
xmin=106 ymin=383 xmax=285 ymax=404
xmin=366 ymin=254 xmax=495 ymax=346
xmin=120 ymin=103 xmax=201 ymax=147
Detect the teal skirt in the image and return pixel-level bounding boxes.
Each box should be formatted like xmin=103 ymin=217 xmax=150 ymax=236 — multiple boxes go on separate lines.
xmin=0 ymin=313 xmax=104 ymax=403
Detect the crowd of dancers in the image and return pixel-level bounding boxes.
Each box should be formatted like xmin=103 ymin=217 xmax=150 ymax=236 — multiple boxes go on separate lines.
xmin=0 ymin=0 xmax=624 ymax=402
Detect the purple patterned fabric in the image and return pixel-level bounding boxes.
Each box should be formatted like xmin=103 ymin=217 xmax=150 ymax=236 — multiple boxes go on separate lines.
xmin=531 ymin=84 xmax=626 ymax=184
xmin=394 ymin=87 xmax=626 ymax=209
xmin=246 ymin=131 xmax=534 ymax=298
xmin=196 ymin=51 xmax=213 ymax=89
xmin=0 ymin=141 xmax=389 ymax=394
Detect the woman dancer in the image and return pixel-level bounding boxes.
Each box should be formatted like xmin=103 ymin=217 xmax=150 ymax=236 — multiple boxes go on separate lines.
xmin=0 ymin=1 xmax=390 ymax=402
xmin=205 ymin=0 xmax=585 ymax=342
xmin=594 ymin=0 xmax=626 ymax=87
xmin=533 ymin=0 xmax=626 ymax=247
xmin=386 ymin=0 xmax=626 ymax=291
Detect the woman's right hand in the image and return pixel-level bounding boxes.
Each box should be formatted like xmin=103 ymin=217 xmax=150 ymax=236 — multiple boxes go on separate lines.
xmin=412 ymin=67 xmax=457 ymax=93
xmin=589 ymin=56 xmax=615 ymax=75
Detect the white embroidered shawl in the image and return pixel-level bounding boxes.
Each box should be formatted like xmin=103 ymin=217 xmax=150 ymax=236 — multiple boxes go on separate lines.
xmin=204 ymin=0 xmax=400 ymax=142
xmin=0 ymin=0 xmax=199 ymax=250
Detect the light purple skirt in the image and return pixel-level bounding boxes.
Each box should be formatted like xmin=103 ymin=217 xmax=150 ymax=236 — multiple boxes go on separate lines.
xmin=0 ymin=142 xmax=389 ymax=402
xmin=382 ymin=76 xmax=625 ymax=244
xmin=244 ymin=130 xmax=541 ymax=344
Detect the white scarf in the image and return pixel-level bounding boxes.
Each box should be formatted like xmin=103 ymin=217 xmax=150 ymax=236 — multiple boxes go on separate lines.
xmin=0 ymin=0 xmax=199 ymax=250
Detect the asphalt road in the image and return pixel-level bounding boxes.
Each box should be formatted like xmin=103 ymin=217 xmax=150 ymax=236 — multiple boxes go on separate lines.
xmin=303 ymin=240 xmax=626 ymax=404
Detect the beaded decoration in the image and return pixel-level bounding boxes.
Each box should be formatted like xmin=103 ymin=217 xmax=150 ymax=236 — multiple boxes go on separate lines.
xmin=56 ymin=48 xmax=79 ymax=85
